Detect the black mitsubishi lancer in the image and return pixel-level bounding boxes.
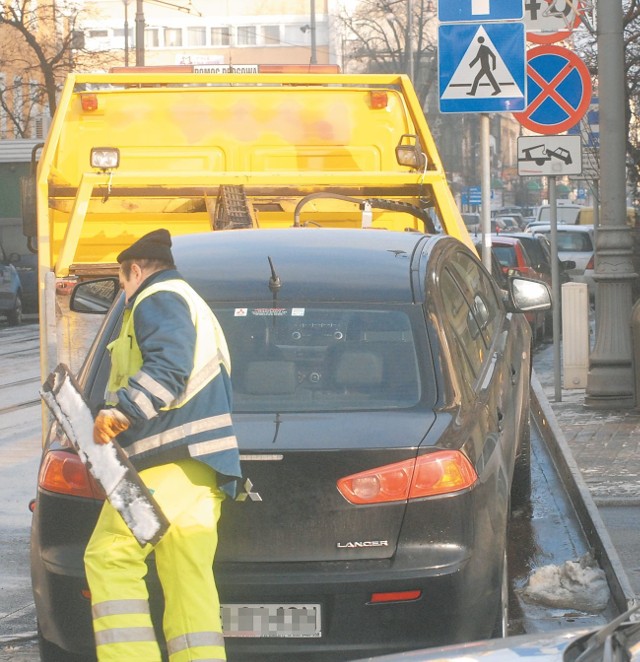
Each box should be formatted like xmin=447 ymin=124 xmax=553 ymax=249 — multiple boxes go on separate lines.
xmin=31 ymin=227 xmax=550 ymax=661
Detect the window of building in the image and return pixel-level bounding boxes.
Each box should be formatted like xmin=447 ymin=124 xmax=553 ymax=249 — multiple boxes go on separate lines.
xmin=284 ymin=24 xmax=309 ymax=46
xmin=187 ymin=26 xmax=206 ymax=47
xmin=88 ymin=29 xmax=109 ymax=39
xmin=263 ymin=25 xmax=280 ymax=45
xmin=164 ymin=27 xmax=183 ymax=47
xmin=145 ymin=28 xmax=159 ymax=48
xmin=211 ymin=26 xmax=231 ymax=46
xmin=237 ymin=25 xmax=257 ymax=46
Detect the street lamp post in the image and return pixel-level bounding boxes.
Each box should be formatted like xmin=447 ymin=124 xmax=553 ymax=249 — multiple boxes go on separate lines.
xmin=585 ymin=0 xmax=636 ymax=408
xmin=406 ymin=0 xmax=413 ymax=82
xmin=135 ymin=0 xmax=145 ymax=66
xmin=123 ymin=0 xmax=131 ymax=66
xmin=310 ymin=0 xmax=317 ymax=64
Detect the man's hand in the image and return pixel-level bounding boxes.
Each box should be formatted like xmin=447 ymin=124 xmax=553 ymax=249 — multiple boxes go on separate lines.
xmin=94 ymin=409 xmax=130 ymax=445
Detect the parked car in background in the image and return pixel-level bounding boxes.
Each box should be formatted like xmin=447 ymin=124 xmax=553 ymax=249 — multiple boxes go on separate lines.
xmin=533 ymin=202 xmax=582 ymax=225
xmin=577 ymin=206 xmax=636 ymax=227
xmin=31 ymin=228 xmax=551 ymax=661
xmin=0 ymin=240 xmax=23 ymax=325
xmin=531 ymin=224 xmax=595 ymax=299
xmin=501 ymin=232 xmax=575 ymax=334
xmin=12 ymin=251 xmax=38 ymax=313
xmin=494 ymin=215 xmax=523 ymax=231
xmin=465 ymin=217 xmax=508 ymax=235
xmin=480 ymin=235 xmax=546 ymax=343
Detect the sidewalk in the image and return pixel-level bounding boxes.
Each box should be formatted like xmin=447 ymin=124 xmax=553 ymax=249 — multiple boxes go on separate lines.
xmin=533 ymin=341 xmax=640 ymax=505
xmin=532 ymin=339 xmax=640 ymax=598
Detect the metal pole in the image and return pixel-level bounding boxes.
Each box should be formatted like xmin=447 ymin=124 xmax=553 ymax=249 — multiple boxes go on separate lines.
xmin=310 ymin=0 xmax=317 ymax=64
xmin=480 ymin=114 xmax=492 ymax=273
xmin=407 ymin=0 xmax=414 ymax=82
xmin=585 ymin=0 xmax=636 ymax=408
xmin=135 ymin=0 xmax=145 ymax=66
xmin=124 ymin=0 xmax=129 ymax=67
xmin=549 ymin=176 xmax=562 ymax=402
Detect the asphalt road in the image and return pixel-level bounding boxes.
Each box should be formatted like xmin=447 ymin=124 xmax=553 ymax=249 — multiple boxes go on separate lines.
xmin=0 ymin=320 xmax=41 ymax=660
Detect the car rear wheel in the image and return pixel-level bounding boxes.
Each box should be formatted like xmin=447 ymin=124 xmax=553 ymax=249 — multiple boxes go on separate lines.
xmin=7 ymin=293 xmax=22 ymax=326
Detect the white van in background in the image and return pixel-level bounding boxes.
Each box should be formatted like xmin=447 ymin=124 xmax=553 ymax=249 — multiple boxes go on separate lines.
xmin=533 ymin=201 xmax=582 ymax=225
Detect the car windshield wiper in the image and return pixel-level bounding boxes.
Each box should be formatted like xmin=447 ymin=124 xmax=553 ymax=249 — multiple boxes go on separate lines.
xmin=568 ymin=603 xmax=640 ymax=662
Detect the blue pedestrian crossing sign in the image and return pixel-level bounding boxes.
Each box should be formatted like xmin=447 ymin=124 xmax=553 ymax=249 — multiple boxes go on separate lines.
xmin=438 ymin=23 xmax=526 ymax=113
xmin=438 ymin=0 xmax=524 ymax=23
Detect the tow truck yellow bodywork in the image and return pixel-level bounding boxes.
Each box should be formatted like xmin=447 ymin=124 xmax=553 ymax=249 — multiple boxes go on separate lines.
xmin=30 ymin=70 xmax=471 ymax=384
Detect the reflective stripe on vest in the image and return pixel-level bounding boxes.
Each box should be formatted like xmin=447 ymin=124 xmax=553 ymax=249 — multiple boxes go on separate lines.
xmin=105 ymin=279 xmax=230 ymax=411
xmin=124 ymin=415 xmax=234 ymax=457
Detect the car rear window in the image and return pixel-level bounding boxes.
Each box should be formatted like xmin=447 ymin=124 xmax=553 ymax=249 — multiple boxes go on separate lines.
xmin=556 ymin=232 xmax=593 ymax=252
xmin=213 ymin=306 xmax=422 ymax=412
xmin=493 ymin=245 xmax=517 ymax=267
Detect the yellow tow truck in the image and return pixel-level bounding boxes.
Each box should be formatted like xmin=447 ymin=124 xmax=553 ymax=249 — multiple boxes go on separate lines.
xmin=23 ymin=68 xmax=472 ymax=391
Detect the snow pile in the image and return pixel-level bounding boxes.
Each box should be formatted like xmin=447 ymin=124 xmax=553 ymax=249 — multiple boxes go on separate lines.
xmin=522 ymin=552 xmax=610 ymax=612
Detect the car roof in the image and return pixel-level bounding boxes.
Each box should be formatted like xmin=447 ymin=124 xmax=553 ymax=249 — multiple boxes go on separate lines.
xmin=171 ymin=228 xmax=436 ymax=304
xmin=532 ymin=224 xmax=593 ymax=232
xmin=490 ymin=235 xmax=520 ymax=245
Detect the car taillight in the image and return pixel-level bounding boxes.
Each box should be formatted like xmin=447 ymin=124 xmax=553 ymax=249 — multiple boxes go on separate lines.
xmin=337 ymin=450 xmax=478 ymax=505
xmin=39 ymin=450 xmax=106 ymax=500
xmin=586 ymin=254 xmax=595 ymax=269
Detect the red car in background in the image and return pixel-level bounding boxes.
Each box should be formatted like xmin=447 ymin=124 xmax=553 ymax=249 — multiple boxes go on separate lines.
xmin=488 ymin=236 xmax=547 ymax=343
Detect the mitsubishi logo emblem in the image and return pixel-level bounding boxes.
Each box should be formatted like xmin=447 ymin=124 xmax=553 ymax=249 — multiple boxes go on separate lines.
xmin=236 ymin=478 xmax=262 ymax=502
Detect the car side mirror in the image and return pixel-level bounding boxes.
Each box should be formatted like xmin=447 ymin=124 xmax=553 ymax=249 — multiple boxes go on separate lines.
xmin=561 ymin=259 xmax=576 ymax=270
xmin=70 ymin=277 xmax=120 ymax=314
xmin=505 ymin=276 xmax=552 ymax=313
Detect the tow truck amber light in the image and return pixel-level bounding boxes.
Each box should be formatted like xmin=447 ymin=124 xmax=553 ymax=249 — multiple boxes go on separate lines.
xmin=90 ymin=147 xmax=120 ymax=170
xmin=337 ymin=450 xmax=478 ymax=504
xmin=369 ymin=590 xmax=422 ymax=604
xmin=39 ymin=450 xmax=105 ymax=500
xmin=370 ymin=91 xmax=388 ymax=109
xmin=81 ymin=94 xmax=98 ymax=111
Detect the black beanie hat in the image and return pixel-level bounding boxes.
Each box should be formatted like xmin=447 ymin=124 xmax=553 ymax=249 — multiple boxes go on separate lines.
xmin=117 ymin=228 xmax=174 ymax=264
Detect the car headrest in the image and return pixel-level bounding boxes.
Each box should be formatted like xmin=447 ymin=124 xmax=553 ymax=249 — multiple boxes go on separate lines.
xmin=243 ymin=361 xmax=297 ymax=395
xmin=333 ymin=350 xmax=384 ymax=388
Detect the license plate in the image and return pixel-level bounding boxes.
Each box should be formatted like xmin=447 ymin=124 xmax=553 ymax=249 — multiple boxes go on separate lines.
xmin=221 ymin=603 xmax=322 ymax=638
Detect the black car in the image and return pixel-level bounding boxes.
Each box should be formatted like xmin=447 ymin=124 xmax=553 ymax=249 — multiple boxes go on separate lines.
xmin=31 ymin=228 xmax=550 ymax=661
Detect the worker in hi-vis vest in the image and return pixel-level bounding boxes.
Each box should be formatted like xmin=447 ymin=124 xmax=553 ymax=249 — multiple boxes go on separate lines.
xmin=85 ymin=228 xmax=242 ymax=662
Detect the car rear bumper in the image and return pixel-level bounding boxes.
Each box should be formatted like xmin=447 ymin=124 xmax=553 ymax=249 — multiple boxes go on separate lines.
xmin=33 ymin=520 xmax=509 ymax=656
xmin=32 ymin=541 xmax=500 ymax=661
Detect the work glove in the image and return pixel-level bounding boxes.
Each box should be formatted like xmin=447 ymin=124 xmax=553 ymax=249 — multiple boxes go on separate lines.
xmin=94 ymin=408 xmax=130 ymax=445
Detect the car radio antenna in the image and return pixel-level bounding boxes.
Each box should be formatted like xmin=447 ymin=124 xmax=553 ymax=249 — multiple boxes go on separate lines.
xmin=268 ymin=256 xmax=281 ymax=292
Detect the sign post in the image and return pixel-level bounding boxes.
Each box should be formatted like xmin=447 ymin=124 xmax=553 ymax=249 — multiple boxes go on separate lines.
xmin=438 ymin=0 xmax=525 ymax=272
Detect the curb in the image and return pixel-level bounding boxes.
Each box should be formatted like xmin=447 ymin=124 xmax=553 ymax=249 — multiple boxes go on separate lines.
xmin=530 ymin=368 xmax=638 ymax=614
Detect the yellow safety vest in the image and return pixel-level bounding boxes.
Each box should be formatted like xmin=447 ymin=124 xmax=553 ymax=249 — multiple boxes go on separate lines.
xmin=105 ymin=279 xmax=230 ymax=410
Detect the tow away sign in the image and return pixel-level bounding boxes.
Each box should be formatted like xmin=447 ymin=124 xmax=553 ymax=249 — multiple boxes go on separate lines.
xmin=517 ymin=134 xmax=582 ymax=176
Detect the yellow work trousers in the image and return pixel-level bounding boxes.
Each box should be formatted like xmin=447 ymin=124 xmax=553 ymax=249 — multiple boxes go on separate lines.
xmin=84 ymin=459 xmax=226 ymax=662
